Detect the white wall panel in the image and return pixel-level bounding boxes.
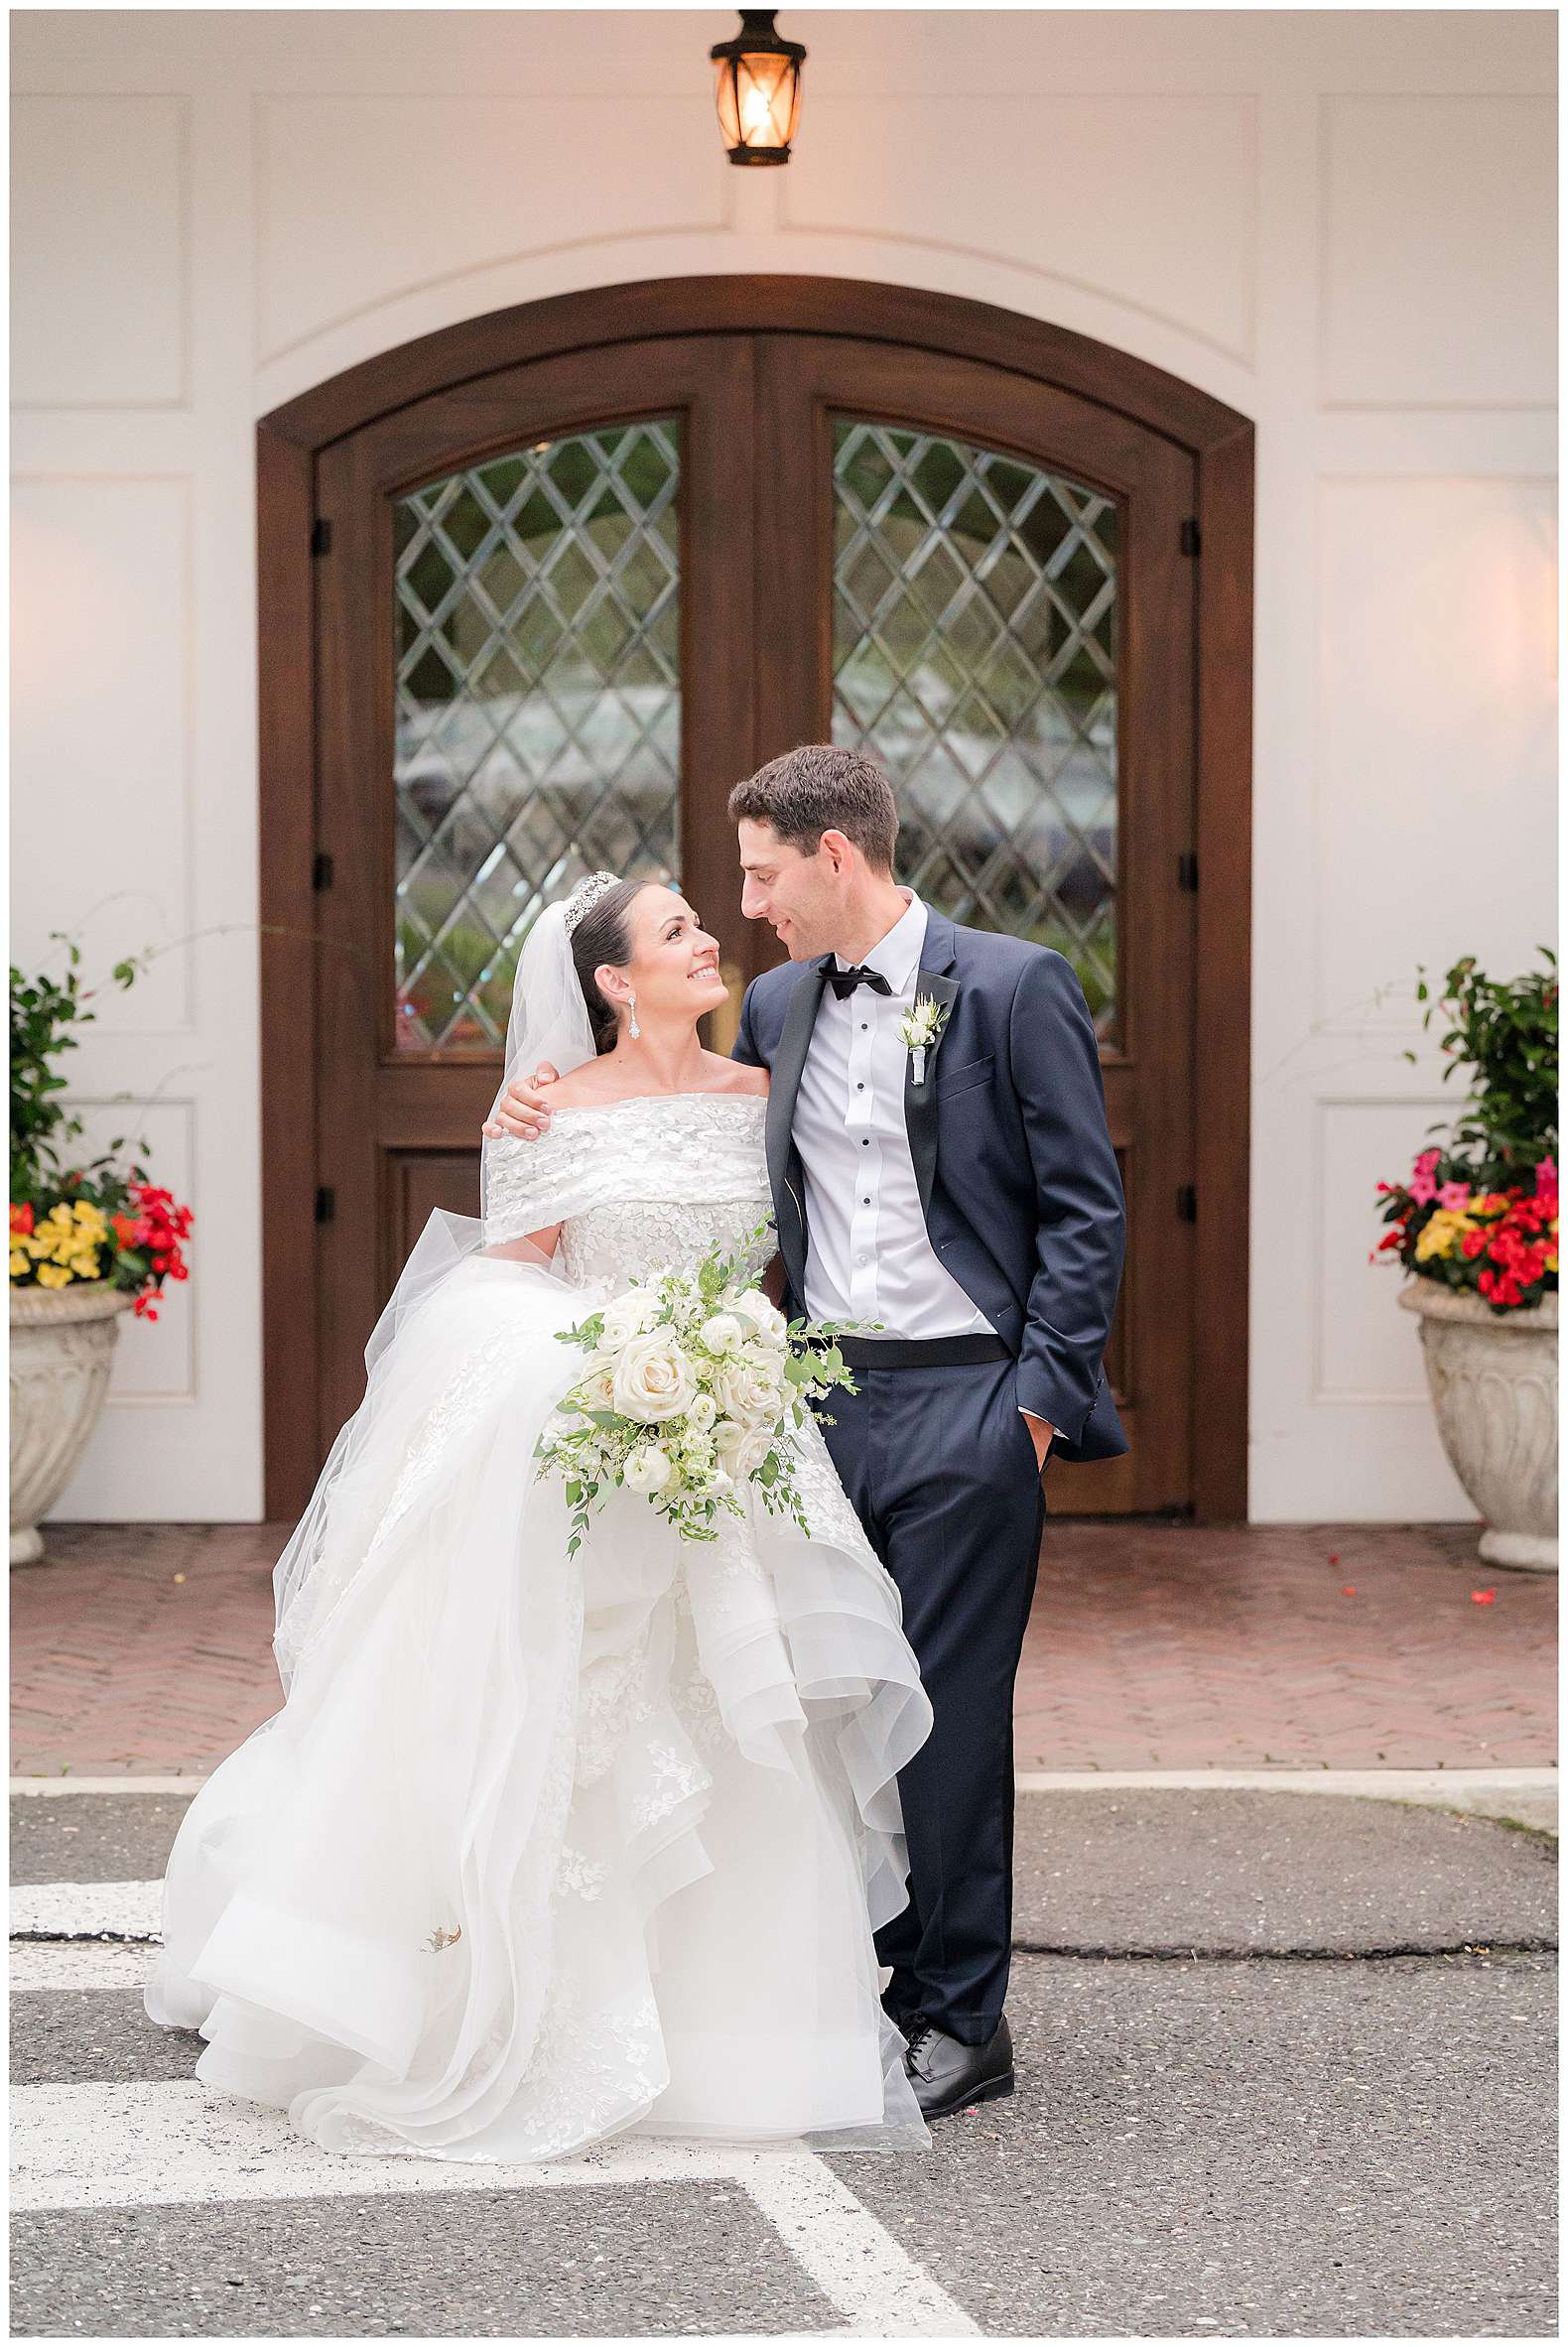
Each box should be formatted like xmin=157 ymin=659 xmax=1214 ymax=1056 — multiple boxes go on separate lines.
xmin=10 ymin=477 xmax=195 ymax=1033
xmin=1321 ymin=94 xmax=1556 ymax=409
xmin=784 ymin=94 xmax=1258 ymax=365
xmin=11 ymin=94 xmax=190 ymax=409
xmin=255 ymin=94 xmax=726 ymax=360
xmin=1314 ymin=475 xmax=1557 ymax=1030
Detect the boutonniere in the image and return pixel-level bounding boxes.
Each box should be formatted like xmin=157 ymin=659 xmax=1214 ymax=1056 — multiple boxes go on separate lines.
xmin=898 ymin=997 xmax=951 ymax=1088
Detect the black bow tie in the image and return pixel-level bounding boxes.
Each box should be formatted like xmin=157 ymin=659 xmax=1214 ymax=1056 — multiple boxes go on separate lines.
xmin=828 ymin=962 xmax=893 ymax=1000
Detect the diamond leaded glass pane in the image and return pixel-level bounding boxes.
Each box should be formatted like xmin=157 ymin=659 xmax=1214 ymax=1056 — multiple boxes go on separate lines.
xmin=393 ymin=421 xmax=681 ymax=1051
xmin=832 ymin=420 xmax=1118 ymax=1035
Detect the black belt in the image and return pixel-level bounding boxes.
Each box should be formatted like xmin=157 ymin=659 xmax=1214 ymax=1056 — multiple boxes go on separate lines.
xmin=835 ymin=1332 xmax=1011 ymax=1369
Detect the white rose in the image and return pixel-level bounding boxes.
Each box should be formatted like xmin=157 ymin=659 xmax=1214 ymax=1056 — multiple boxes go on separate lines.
xmin=571 ymin=1359 xmax=617 ymax=1415
xmin=611 ymin=1330 xmax=700 ymax=1425
xmin=699 ymin=1312 xmax=745 ymax=1356
xmin=624 ymin=1443 xmax=672 ymax=1493
xmin=732 ymin=1292 xmax=789 ymax=1352
xmin=687 ymin=1391 xmax=718 ymax=1433
xmin=713 ymin=1351 xmax=785 ymax=1432
xmin=596 ymin=1289 xmax=662 ymax=1352
xmin=716 ymin=1419 xmax=775 ymax=1483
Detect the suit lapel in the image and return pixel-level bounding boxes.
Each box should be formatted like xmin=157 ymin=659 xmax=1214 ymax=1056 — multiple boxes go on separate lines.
xmin=766 ymin=955 xmax=830 ymax=1304
xmin=903 ymin=914 xmax=960 ymax=1227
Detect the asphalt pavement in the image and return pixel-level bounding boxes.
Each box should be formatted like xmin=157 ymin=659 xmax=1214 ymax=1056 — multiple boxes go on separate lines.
xmin=10 ymin=1783 xmax=1557 ymax=2339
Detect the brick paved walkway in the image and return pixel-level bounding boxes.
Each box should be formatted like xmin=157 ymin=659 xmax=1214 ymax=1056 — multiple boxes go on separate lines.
xmin=10 ymin=1518 xmax=1557 ymax=1778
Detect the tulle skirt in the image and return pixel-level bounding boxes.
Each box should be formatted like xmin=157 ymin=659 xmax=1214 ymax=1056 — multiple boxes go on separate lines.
xmin=143 ymin=1250 xmax=935 ymax=2160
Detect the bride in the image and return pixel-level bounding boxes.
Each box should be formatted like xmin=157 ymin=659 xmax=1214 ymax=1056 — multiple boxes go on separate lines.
xmin=144 ymin=869 xmax=935 ymax=2160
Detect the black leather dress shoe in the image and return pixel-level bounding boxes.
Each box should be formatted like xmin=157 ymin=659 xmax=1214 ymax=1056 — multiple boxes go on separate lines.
xmin=903 ymin=2015 xmax=1014 ymax=2120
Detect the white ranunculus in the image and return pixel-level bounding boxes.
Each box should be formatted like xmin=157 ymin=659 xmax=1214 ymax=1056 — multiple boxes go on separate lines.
xmin=713 ymin=1353 xmax=786 ymax=1432
xmin=687 ymin=1391 xmax=718 ymax=1433
xmin=732 ymin=1292 xmax=789 ymax=1352
xmin=717 ymin=1419 xmax=775 ymax=1483
xmin=624 ymin=1443 xmax=673 ymax=1493
xmin=699 ymin=1311 xmax=745 ymax=1356
xmin=596 ymin=1288 xmax=663 ymax=1352
xmin=611 ymin=1330 xmax=700 ymax=1425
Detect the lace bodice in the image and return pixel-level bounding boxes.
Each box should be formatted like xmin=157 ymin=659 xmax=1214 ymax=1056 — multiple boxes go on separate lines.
xmin=483 ymin=1092 xmax=775 ymax=1288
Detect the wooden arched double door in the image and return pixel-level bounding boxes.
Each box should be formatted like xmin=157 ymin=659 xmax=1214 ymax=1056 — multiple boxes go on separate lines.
xmin=261 ymin=281 xmax=1253 ymax=1521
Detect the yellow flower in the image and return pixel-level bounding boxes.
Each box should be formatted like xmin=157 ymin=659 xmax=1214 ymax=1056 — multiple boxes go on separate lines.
xmin=35 ymin=1261 xmax=73 ymax=1288
xmin=1414 ymin=1208 xmax=1475 ymax=1263
xmin=10 ymin=1249 xmax=30 ymax=1279
xmin=1547 ymin=1250 xmax=1559 ymax=1274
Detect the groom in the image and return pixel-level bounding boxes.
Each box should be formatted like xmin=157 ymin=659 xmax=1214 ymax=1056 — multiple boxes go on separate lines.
xmin=493 ymin=743 xmax=1128 ymax=2120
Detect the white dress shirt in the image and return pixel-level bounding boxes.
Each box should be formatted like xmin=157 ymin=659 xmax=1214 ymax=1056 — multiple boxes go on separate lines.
xmin=794 ymin=889 xmax=993 ymax=1341
xmin=791 ymin=890 xmax=1053 ymax=1451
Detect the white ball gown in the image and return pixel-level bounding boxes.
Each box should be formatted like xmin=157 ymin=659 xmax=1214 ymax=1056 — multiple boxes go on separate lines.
xmin=144 ymin=1091 xmax=935 ymax=2159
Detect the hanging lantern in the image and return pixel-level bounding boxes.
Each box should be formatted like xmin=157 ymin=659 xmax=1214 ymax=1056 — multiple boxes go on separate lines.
xmin=711 ymin=9 xmax=807 ymax=167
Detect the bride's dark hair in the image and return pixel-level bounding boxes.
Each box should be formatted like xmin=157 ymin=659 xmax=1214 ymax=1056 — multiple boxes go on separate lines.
xmin=569 ymin=877 xmax=650 ymax=1055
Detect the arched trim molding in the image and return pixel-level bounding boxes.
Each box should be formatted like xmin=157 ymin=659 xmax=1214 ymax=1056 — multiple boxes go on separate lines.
xmin=258 ymin=275 xmax=1253 ymax=1519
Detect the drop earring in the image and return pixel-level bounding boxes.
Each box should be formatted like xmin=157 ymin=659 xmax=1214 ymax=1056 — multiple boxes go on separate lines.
xmin=627 ymin=992 xmax=640 ymax=1040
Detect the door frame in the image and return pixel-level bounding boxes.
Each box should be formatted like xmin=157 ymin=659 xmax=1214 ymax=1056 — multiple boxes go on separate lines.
xmin=258 ymin=275 xmax=1253 ymax=1521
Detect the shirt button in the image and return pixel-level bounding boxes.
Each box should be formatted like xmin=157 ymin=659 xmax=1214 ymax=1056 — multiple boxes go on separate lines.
xmin=856 ymin=1082 xmax=865 ymax=1091
xmin=861 ymin=1138 xmax=869 ymax=1147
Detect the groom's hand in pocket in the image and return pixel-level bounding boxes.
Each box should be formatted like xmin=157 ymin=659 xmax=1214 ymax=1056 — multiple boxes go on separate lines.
xmin=482 ymin=1064 xmax=560 ymax=1140
xmin=1020 ymin=1410 xmax=1057 ymax=1473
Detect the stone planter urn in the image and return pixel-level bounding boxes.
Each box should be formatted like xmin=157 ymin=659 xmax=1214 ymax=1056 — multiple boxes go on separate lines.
xmin=10 ymin=1283 xmax=135 ymax=1563
xmin=1398 ymin=1280 xmax=1558 ymax=1570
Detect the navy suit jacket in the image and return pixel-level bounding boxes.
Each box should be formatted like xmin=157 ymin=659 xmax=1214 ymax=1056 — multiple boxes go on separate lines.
xmin=731 ymin=909 xmax=1129 ymax=1466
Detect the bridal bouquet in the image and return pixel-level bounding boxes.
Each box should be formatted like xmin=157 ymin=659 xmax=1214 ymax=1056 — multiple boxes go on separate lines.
xmin=535 ymin=1221 xmax=861 ymax=1554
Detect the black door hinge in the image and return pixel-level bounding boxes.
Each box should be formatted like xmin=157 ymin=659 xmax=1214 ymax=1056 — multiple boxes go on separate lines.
xmin=315 ymin=1186 xmax=335 ymax=1225
xmin=311 ymin=517 xmax=332 ymax=557
xmin=1177 ymin=849 xmax=1198 ymax=891
xmin=313 ymin=850 xmax=333 ymax=891
xmin=1177 ymin=1184 xmax=1197 ymax=1223
xmin=1180 ymin=515 xmax=1201 ymax=557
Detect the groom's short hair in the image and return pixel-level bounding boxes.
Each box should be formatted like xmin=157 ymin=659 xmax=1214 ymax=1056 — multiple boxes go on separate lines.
xmin=728 ymin=744 xmax=898 ymax=873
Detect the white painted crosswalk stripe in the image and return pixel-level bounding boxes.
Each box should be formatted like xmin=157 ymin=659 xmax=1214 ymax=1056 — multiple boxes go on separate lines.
xmin=10 ymin=1940 xmax=155 ymax=1992
xmin=11 ymin=2082 xmax=976 ymax=2334
xmin=10 ymin=1880 xmax=164 ymax=1940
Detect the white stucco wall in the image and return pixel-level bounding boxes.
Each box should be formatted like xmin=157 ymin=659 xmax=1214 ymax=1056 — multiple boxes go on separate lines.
xmin=10 ymin=9 xmax=1556 ymax=1523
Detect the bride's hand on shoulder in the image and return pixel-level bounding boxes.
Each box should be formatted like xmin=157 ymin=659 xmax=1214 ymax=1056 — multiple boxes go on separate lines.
xmin=482 ymin=1063 xmax=561 ymax=1141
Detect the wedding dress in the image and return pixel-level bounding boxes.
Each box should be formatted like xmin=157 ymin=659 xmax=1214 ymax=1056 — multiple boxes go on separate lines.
xmin=144 ymin=1086 xmax=935 ymax=2160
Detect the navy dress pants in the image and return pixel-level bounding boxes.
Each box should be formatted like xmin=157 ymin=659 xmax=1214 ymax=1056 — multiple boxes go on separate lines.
xmin=815 ymin=1356 xmax=1048 ymax=2046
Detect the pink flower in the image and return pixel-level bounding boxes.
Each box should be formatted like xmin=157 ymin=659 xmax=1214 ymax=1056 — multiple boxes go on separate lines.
xmin=1407 ymin=1172 xmax=1438 ymax=1206
xmin=1414 ymin=1146 xmax=1442 ymax=1173
xmin=1438 ymin=1181 xmax=1472 ymax=1211
xmin=1535 ymin=1155 xmax=1557 ymax=1201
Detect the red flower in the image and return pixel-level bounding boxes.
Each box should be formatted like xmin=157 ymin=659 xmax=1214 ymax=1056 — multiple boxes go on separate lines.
xmin=10 ymin=1202 xmax=34 ymax=1237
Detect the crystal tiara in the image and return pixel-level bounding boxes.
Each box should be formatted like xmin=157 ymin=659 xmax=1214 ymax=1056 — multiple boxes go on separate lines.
xmin=562 ymin=871 xmax=621 ymax=937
